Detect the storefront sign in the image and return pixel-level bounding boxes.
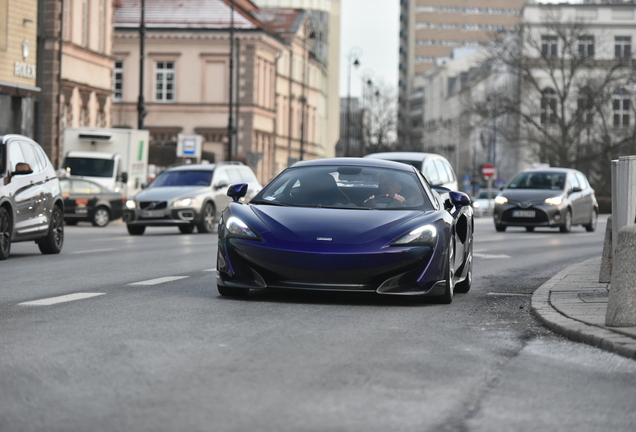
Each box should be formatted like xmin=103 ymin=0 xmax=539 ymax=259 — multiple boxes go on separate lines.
xmin=14 ymin=62 xmax=36 ymax=79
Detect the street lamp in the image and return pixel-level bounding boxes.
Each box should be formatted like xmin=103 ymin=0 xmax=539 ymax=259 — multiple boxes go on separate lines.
xmin=361 ymin=70 xmax=374 ymax=153
xmin=299 ymin=30 xmax=315 ymax=161
xmin=345 ymin=47 xmax=362 ymax=157
xmin=227 ymin=0 xmax=235 ymax=161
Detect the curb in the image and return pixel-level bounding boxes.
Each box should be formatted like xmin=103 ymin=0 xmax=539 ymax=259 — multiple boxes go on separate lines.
xmin=531 ymin=257 xmax=636 ymax=360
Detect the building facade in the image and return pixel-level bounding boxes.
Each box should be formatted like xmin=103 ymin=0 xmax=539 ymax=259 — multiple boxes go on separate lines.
xmin=0 ymin=0 xmax=39 ymax=139
xmin=398 ymin=0 xmax=526 ymax=148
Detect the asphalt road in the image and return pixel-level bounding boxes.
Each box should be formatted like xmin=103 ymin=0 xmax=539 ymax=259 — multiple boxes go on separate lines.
xmin=1 ymin=215 xmax=635 ymax=432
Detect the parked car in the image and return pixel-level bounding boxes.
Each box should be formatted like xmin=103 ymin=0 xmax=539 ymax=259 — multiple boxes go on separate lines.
xmin=493 ymin=167 xmax=598 ymax=233
xmin=472 ymin=189 xmax=497 ymax=217
xmin=59 ymin=177 xmax=124 ymax=227
xmin=0 ymin=134 xmax=64 ymax=260
xmin=363 ymin=152 xmax=458 ymax=190
xmin=123 ymin=162 xmax=262 ymax=235
xmin=216 ymin=157 xmax=474 ymax=304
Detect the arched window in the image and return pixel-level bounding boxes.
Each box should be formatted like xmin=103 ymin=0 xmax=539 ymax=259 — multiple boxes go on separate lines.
xmin=541 ymin=88 xmax=557 ymax=125
xmin=613 ymin=89 xmax=631 ymax=128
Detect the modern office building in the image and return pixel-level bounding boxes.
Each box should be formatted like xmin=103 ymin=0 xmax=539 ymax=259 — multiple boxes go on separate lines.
xmin=398 ymin=0 xmax=526 ymax=148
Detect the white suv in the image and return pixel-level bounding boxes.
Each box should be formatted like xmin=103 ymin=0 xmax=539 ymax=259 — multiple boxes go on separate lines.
xmin=364 ymin=152 xmax=458 ymax=191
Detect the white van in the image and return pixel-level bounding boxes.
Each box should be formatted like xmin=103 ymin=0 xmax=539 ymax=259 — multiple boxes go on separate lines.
xmin=364 ymin=152 xmax=458 ymax=191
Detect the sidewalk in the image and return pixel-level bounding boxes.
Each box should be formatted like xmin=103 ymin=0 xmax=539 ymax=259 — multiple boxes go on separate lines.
xmin=531 ymin=256 xmax=636 ymax=360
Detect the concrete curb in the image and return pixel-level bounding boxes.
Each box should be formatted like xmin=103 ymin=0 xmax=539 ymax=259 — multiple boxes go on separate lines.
xmin=531 ymin=257 xmax=636 ymax=360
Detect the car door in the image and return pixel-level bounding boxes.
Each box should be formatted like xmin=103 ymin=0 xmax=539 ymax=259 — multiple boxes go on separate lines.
xmin=575 ymin=172 xmax=594 ymax=219
xmin=211 ymin=168 xmax=232 ymax=211
xmin=567 ymin=174 xmax=585 ymax=224
xmin=72 ymin=179 xmax=102 ymax=217
xmin=8 ymin=140 xmax=44 ymax=237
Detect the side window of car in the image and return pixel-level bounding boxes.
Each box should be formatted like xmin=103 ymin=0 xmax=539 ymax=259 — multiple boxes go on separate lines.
xmin=575 ymin=172 xmax=589 ymax=189
xmin=227 ymin=168 xmax=242 ymax=185
xmin=19 ymin=142 xmax=43 ymax=173
xmin=214 ymin=169 xmax=229 ymax=188
xmin=434 ymin=159 xmax=451 ymax=184
xmin=443 ymin=160 xmax=456 ymax=182
xmin=424 ymin=161 xmax=440 ymax=185
xmin=32 ymin=143 xmax=49 ymax=172
xmin=73 ymin=180 xmax=101 ymax=194
xmin=60 ymin=180 xmax=71 ymax=195
xmin=568 ymin=174 xmax=580 ymax=191
xmin=8 ymin=141 xmax=26 ymax=172
xmin=239 ymin=166 xmax=257 ymax=183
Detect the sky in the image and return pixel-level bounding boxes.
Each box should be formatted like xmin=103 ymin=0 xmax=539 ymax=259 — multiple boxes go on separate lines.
xmin=338 ymin=0 xmax=399 ymax=98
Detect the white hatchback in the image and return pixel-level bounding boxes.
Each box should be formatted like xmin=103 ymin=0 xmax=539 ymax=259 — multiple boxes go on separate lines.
xmin=364 ymin=152 xmax=458 ymax=191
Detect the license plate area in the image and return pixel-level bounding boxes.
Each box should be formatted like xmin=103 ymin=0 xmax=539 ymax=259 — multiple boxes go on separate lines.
xmin=142 ymin=210 xmax=165 ymax=218
xmin=512 ymin=210 xmax=536 ymax=218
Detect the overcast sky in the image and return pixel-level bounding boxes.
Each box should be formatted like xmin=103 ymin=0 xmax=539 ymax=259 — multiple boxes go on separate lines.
xmin=338 ymin=0 xmax=399 ymax=98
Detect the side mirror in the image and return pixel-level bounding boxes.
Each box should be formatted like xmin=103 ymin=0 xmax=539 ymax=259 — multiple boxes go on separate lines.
xmin=121 ymin=172 xmax=129 ymax=183
xmin=449 ymin=191 xmax=472 ymax=207
xmin=215 ymin=180 xmax=230 ymax=190
xmin=227 ymin=183 xmax=248 ymax=202
xmin=12 ymin=162 xmax=33 ymax=176
xmin=570 ymin=186 xmax=582 ymax=194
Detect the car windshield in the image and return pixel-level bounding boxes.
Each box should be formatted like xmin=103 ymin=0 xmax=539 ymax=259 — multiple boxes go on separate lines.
xmin=478 ymin=190 xmax=496 ymax=199
xmin=150 ymin=170 xmax=213 ymax=187
xmin=62 ymin=157 xmax=115 ymax=178
xmin=252 ymin=165 xmax=434 ymax=211
xmin=508 ymin=172 xmax=566 ymax=190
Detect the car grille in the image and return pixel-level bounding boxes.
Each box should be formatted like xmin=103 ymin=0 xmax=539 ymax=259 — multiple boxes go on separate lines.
xmin=501 ymin=207 xmax=549 ymax=224
xmin=140 ymin=201 xmax=167 ymax=210
xmin=506 ymin=199 xmax=545 ymax=207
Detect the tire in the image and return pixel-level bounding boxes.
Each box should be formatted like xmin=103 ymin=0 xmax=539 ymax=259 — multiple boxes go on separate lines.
xmin=65 ymin=220 xmax=78 ymax=226
xmin=559 ymin=210 xmax=572 ymax=233
xmin=197 ymin=202 xmax=215 ymax=233
xmin=38 ymin=206 xmax=64 ymax=255
xmin=91 ymin=206 xmax=110 ymax=227
xmin=127 ymin=224 xmax=146 ymax=235
xmin=455 ymin=240 xmax=472 ymax=294
xmin=218 ymin=285 xmax=249 ymax=297
xmin=525 ymin=226 xmax=535 ymax=232
xmin=495 ymin=223 xmax=506 ymax=232
xmin=584 ymin=210 xmax=598 ymax=232
xmin=179 ymin=224 xmax=195 ymax=234
xmin=0 ymin=206 xmax=12 ymax=260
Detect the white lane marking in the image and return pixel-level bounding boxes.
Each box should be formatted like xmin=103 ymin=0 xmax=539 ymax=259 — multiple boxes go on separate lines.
xmin=474 ymin=253 xmax=511 ymax=259
xmin=203 ymin=268 xmax=217 ymax=272
xmin=19 ymin=293 xmax=106 ymax=306
xmin=71 ymin=248 xmax=114 ymax=254
xmin=486 ymin=292 xmax=531 ymax=297
xmin=128 ymin=276 xmax=189 ymax=286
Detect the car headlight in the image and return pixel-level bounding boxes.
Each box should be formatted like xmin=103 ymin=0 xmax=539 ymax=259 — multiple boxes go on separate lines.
xmin=544 ymin=196 xmax=563 ymax=206
xmin=494 ymin=196 xmax=508 ymax=205
xmin=392 ymin=224 xmax=437 ymax=247
xmin=126 ymin=200 xmax=137 ymax=209
xmin=473 ymin=201 xmax=481 ymax=208
xmin=226 ymin=216 xmax=259 ymax=239
xmin=172 ymin=197 xmax=199 ymax=208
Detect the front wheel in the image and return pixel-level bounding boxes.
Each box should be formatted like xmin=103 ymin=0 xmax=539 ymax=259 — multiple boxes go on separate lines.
xmin=495 ymin=223 xmax=506 ymax=232
xmin=92 ymin=206 xmax=110 ymax=227
xmin=559 ymin=210 xmax=572 ymax=233
xmin=179 ymin=224 xmax=195 ymax=234
xmin=218 ymin=285 xmax=249 ymax=297
xmin=38 ymin=206 xmax=64 ymax=254
xmin=525 ymin=226 xmax=535 ymax=232
xmin=197 ymin=202 xmax=215 ymax=233
xmin=0 ymin=207 xmax=12 ymax=260
xmin=584 ymin=210 xmax=598 ymax=232
xmin=127 ymin=224 xmax=146 ymax=235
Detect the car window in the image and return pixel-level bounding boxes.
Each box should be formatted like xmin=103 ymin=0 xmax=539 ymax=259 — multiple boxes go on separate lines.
xmin=227 ymin=168 xmax=242 ymax=184
xmin=73 ymin=179 xmax=102 ymax=194
xmin=19 ymin=142 xmax=42 ymax=173
xmin=568 ymin=174 xmax=580 ymax=190
xmin=63 ymin=157 xmax=115 ymax=177
xmin=424 ymin=161 xmax=440 ymax=184
xmin=32 ymin=143 xmax=49 ymax=172
xmin=214 ymin=169 xmax=229 ymax=187
xmin=8 ymin=141 xmax=26 ymax=172
xmin=442 ymin=160 xmax=455 ymax=182
xmin=434 ymin=159 xmax=450 ymax=184
xmin=60 ymin=179 xmax=72 ymax=195
xmin=0 ymin=143 xmax=5 ymax=174
xmin=239 ymin=166 xmax=258 ymax=183
xmin=508 ymin=172 xmax=566 ymax=190
xmin=575 ymin=172 xmax=589 ymax=189
xmin=151 ymin=170 xmax=213 ymax=187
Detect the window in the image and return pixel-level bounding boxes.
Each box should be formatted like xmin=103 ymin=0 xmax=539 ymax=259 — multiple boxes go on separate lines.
xmin=578 ymin=36 xmax=595 ymax=58
xmin=463 ymin=23 xmax=481 ymax=32
xmin=615 ymin=36 xmax=632 ymax=58
xmin=439 ymin=6 xmax=459 ymax=14
xmin=415 ymin=56 xmax=435 ymax=64
xmin=463 ymin=7 xmax=482 ymax=15
xmin=416 ymin=39 xmax=436 ymax=46
xmin=155 ymin=61 xmax=175 ymax=102
xmin=439 ymin=23 xmax=458 ymax=31
xmin=113 ymin=61 xmax=124 ymax=101
xmin=541 ymin=88 xmax=558 ymax=125
xmin=82 ymin=0 xmax=89 ymax=47
xmin=541 ymin=36 xmax=558 ymax=58
xmin=613 ymin=89 xmax=630 ymax=127
xmin=416 ymin=6 xmax=436 ymax=13
xmin=577 ymin=94 xmax=594 ymax=125
xmin=416 ymin=22 xmax=435 ymax=30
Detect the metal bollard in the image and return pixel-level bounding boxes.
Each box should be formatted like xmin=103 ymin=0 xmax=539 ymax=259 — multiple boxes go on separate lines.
xmin=599 ymin=215 xmax=612 ymax=283
xmin=605 ymin=224 xmax=636 ymax=327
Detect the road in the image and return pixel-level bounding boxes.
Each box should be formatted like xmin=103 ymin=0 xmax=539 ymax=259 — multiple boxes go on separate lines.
xmin=1 ymin=215 xmax=635 ymax=432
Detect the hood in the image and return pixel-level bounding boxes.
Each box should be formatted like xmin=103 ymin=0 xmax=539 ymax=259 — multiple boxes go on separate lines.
xmin=501 ymin=188 xmax=564 ymax=202
xmin=134 ymin=186 xmax=207 ymax=202
xmin=250 ymin=205 xmax=429 ymax=245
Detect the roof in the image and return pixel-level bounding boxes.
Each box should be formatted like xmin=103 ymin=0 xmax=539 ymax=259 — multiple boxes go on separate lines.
xmin=114 ymin=0 xmax=260 ymax=30
xmin=291 ymin=158 xmax=417 ymax=172
xmin=364 ymin=152 xmax=449 ymax=162
xmin=252 ymin=8 xmax=304 ymax=35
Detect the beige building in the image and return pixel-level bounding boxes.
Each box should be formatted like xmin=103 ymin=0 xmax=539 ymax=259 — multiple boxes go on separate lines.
xmin=398 ymin=0 xmax=526 ymax=148
xmin=113 ymin=0 xmax=325 ymax=184
xmin=38 ymin=0 xmax=115 ymax=165
xmin=0 ymin=0 xmax=39 ymax=138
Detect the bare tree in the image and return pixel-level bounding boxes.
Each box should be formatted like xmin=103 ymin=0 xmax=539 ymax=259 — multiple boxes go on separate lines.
xmin=361 ymin=81 xmax=397 ymax=154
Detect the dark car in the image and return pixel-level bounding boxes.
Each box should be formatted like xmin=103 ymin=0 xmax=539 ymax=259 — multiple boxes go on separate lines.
xmin=493 ymin=167 xmax=598 ymax=233
xmin=59 ymin=177 xmax=124 ymax=227
xmin=216 ymin=158 xmax=474 ymax=304
xmin=123 ymin=162 xmax=262 ymax=235
xmin=0 ymin=135 xmax=64 ymax=260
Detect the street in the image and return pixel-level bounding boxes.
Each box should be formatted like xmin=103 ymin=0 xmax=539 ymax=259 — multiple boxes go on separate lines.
xmin=1 ymin=215 xmax=635 ymax=432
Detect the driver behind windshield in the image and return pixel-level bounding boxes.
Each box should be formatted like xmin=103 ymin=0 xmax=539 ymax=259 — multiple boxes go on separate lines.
xmin=365 ymin=173 xmax=405 ymax=204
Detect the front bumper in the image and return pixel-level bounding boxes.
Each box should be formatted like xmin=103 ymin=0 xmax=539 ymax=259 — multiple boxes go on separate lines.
xmin=123 ymin=207 xmax=200 ymax=226
xmin=494 ymin=203 xmax=565 ymax=227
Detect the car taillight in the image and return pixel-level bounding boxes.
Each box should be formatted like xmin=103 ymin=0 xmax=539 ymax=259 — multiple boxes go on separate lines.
xmin=121 ymin=197 xmax=126 ymax=204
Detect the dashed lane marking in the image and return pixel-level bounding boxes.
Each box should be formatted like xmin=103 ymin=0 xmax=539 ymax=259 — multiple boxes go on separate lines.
xmin=19 ymin=293 xmax=106 ymax=306
xmin=486 ymin=292 xmax=531 ymax=297
xmin=128 ymin=276 xmax=189 ymax=286
xmin=71 ymin=248 xmax=114 ymax=254
xmin=203 ymin=268 xmax=217 ymax=272
xmin=474 ymin=253 xmax=511 ymax=259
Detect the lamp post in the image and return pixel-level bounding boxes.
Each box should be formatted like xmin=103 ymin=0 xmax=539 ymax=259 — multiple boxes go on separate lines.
xmin=137 ymin=0 xmax=146 ymax=129
xmin=361 ymin=70 xmax=374 ymax=153
xmin=345 ymin=47 xmax=362 ymax=157
xmin=299 ymin=30 xmax=315 ymax=161
xmin=227 ymin=0 xmax=235 ymax=161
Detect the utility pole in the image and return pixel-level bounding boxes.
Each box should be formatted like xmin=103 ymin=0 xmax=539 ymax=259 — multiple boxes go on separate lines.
xmin=227 ymin=0 xmax=235 ymax=161
xmin=137 ymin=0 xmax=146 ymax=129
